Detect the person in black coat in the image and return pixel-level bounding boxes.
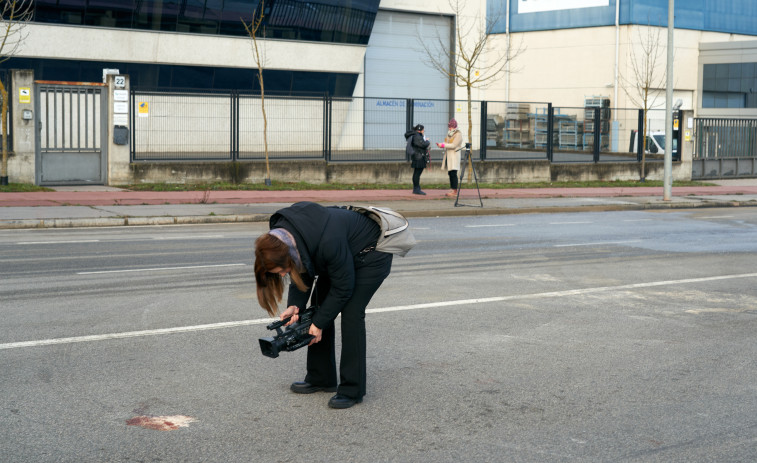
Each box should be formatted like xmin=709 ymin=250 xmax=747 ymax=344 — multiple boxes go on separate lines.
xmin=404 ymin=124 xmax=431 ymax=195
xmin=254 ymin=201 xmax=393 ymax=409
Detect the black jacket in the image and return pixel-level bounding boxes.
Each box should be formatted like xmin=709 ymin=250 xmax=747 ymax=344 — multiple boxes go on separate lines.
xmin=405 ymin=130 xmax=430 ymax=169
xmin=269 ymin=201 xmax=380 ymax=328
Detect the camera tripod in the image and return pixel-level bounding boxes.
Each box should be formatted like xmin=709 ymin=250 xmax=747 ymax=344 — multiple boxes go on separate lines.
xmin=454 ymin=143 xmax=483 ymax=208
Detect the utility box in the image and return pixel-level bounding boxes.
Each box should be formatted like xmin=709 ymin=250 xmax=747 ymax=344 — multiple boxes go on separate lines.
xmin=113 ymin=125 xmax=129 ymax=145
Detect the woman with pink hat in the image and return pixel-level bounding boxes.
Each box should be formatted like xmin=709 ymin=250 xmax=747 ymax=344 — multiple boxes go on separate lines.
xmin=436 ymin=119 xmax=464 ymax=197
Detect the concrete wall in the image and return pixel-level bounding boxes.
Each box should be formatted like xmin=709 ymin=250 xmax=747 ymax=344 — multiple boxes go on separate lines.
xmin=127 ymin=158 xmax=690 ymax=186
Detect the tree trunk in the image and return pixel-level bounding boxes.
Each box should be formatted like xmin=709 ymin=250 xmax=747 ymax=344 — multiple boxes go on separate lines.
xmin=466 ymin=83 xmax=473 ymax=182
xmin=0 ymin=80 xmax=8 ymax=185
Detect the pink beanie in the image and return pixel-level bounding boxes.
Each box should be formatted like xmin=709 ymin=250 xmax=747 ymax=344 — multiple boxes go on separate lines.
xmin=448 ymin=119 xmax=458 ymax=129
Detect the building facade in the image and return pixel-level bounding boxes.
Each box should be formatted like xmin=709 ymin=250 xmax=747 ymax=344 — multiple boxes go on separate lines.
xmin=486 ymin=0 xmax=757 ymax=119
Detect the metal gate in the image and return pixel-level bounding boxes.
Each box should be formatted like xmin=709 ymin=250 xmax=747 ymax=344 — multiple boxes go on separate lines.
xmin=35 ymin=82 xmax=107 ymax=185
xmin=692 ymin=118 xmax=757 ymax=179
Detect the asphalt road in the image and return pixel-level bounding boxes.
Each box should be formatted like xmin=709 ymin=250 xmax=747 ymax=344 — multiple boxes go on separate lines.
xmin=2 ymin=208 xmax=757 ymax=462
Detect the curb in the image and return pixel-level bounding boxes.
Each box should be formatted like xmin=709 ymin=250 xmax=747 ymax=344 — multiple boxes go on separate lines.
xmin=2 ymin=199 xmax=756 ymax=229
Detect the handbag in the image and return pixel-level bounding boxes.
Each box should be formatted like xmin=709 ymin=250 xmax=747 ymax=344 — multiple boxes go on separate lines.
xmin=342 ymin=205 xmax=417 ymax=257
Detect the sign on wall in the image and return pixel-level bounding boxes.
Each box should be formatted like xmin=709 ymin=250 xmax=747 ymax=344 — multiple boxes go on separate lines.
xmin=518 ymin=0 xmax=609 ymax=13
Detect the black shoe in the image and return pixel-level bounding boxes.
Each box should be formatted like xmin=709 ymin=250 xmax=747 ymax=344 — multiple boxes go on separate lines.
xmin=412 ymin=189 xmax=426 ymax=195
xmin=290 ymin=382 xmax=337 ymax=394
xmin=328 ymin=394 xmax=363 ymax=409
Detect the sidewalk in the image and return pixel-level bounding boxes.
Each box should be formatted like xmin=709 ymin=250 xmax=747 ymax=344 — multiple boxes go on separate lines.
xmin=2 ymin=180 xmax=757 ymax=229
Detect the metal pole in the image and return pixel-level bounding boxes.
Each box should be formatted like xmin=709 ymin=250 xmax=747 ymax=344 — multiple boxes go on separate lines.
xmin=663 ymin=0 xmax=674 ymax=200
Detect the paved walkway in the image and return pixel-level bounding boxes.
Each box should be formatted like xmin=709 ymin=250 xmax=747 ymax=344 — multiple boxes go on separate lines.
xmin=2 ymin=180 xmax=757 ymax=229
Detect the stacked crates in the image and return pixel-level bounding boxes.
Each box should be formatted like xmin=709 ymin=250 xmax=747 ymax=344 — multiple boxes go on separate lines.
xmin=504 ymin=103 xmax=530 ymax=147
xmin=583 ymin=97 xmax=611 ymax=150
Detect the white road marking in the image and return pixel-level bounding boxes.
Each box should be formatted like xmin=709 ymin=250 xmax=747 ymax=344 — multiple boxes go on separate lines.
xmin=152 ymin=235 xmax=225 ymax=240
xmin=4 ymin=272 xmax=757 ymax=350
xmin=465 ymin=224 xmax=515 ymax=228
xmin=623 ymin=219 xmax=652 ymax=222
xmin=554 ymin=240 xmax=641 ymax=247
xmin=549 ymin=221 xmax=593 ymax=225
xmin=18 ymin=240 xmax=100 ymax=245
xmin=77 ymin=263 xmax=246 ymax=275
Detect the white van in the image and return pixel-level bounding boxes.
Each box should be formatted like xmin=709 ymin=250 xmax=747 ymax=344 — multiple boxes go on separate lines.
xmin=629 ymin=130 xmax=679 ymax=161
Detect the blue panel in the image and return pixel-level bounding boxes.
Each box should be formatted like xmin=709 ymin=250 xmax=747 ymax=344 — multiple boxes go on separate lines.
xmin=621 ymin=0 xmax=757 ymax=35
xmin=489 ymin=0 xmax=617 ymax=33
xmin=489 ymin=0 xmax=757 ymax=35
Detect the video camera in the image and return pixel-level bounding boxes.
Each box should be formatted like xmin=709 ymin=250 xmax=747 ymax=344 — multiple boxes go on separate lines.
xmin=259 ymin=306 xmax=315 ymax=358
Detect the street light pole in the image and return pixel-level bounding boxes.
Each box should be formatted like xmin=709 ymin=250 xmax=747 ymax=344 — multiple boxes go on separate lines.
xmin=663 ymin=0 xmax=674 ymax=200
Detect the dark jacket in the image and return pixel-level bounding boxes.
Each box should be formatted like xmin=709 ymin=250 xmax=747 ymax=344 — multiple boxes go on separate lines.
xmin=269 ymin=201 xmax=380 ymax=328
xmin=405 ymin=130 xmax=430 ymax=169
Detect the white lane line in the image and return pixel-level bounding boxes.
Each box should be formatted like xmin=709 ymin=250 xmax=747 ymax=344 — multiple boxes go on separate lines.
xmin=0 ymin=319 xmax=274 ymax=350
xmin=549 ymin=221 xmax=593 ymax=225
xmin=554 ymin=240 xmax=641 ymax=247
xmin=623 ymin=219 xmax=652 ymax=222
xmin=4 ymin=272 xmax=757 ymax=351
xmin=18 ymin=240 xmax=101 ymax=245
xmin=465 ymin=224 xmax=515 ymax=228
xmin=77 ymin=263 xmax=246 ymax=275
xmin=152 ymin=235 xmax=225 ymax=240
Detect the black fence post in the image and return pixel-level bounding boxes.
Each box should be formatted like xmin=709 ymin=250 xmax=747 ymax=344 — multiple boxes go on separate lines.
xmin=129 ymin=87 xmax=135 ymax=163
xmin=637 ymin=109 xmax=644 ymax=162
xmin=480 ymin=101 xmax=488 ymax=160
xmin=324 ymin=94 xmax=332 ymax=162
xmin=231 ymin=90 xmax=239 ymax=161
xmin=405 ymin=99 xmax=414 ymax=161
xmin=593 ymin=107 xmax=601 ymax=163
xmin=546 ymin=103 xmax=554 ymax=162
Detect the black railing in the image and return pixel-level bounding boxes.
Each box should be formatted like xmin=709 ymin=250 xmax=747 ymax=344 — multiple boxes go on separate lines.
xmin=130 ymin=88 xmax=656 ymax=164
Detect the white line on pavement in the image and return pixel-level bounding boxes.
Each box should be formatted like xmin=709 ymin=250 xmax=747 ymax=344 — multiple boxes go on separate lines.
xmin=77 ymin=263 xmax=247 ymax=275
xmin=4 ymin=272 xmax=757 ymax=351
xmin=549 ymin=221 xmax=593 ymax=225
xmin=554 ymin=240 xmax=641 ymax=247
xmin=464 ymin=224 xmax=515 ymax=228
xmin=18 ymin=240 xmax=101 ymax=245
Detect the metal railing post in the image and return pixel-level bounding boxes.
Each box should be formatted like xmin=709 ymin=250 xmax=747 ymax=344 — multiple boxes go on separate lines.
xmin=480 ymin=101 xmax=487 ymax=160
xmin=593 ymin=107 xmax=601 ymax=163
xmin=546 ymin=103 xmax=554 ymax=162
xmin=406 ymin=99 xmax=414 ymax=161
xmin=325 ymin=94 xmax=332 ymax=162
xmin=637 ymin=109 xmax=644 ymax=162
xmin=231 ymin=90 xmax=239 ymax=161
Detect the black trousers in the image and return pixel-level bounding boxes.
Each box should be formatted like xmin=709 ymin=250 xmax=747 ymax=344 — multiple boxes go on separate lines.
xmin=448 ymin=170 xmax=458 ymax=189
xmin=304 ymin=250 xmax=393 ymax=399
xmin=412 ymin=168 xmax=424 ymax=190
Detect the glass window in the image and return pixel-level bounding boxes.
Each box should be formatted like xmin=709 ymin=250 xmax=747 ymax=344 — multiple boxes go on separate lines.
xmin=2 ymin=57 xmax=357 ymax=96
xmin=32 ymin=0 xmax=380 ymax=45
xmin=702 ymin=92 xmax=715 ymax=108
xmin=703 ymin=64 xmax=716 ymax=80
xmin=715 ymin=63 xmax=729 ymax=79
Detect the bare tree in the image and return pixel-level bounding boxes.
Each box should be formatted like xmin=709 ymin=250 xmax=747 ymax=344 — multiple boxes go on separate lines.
xmin=0 ymin=0 xmax=32 ymax=186
xmin=242 ymin=2 xmax=271 ymax=186
xmin=418 ymin=0 xmax=524 ymax=148
xmin=621 ymin=23 xmax=666 ymax=181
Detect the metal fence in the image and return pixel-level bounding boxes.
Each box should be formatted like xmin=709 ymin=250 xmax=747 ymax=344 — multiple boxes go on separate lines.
xmin=694 ymin=118 xmax=757 ymax=159
xmin=130 ymin=88 xmax=655 ymax=164
xmin=692 ymin=117 xmax=757 ymax=179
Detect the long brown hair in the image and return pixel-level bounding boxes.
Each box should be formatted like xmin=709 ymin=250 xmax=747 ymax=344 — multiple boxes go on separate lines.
xmin=254 ymin=233 xmax=307 ymax=316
